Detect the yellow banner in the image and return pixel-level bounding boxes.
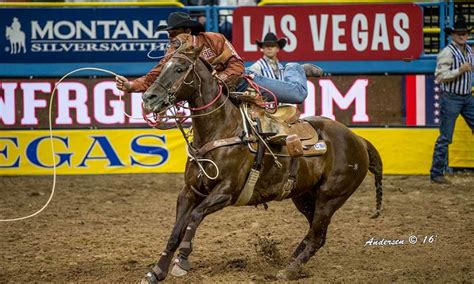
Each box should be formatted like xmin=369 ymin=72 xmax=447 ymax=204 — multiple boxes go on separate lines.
xmin=449 ymin=117 xmax=474 ymax=168
xmin=0 ymin=129 xmax=187 ymax=175
xmin=1 ymin=127 xmax=472 ymax=175
xmin=353 ymin=128 xmax=439 ymax=175
xmin=354 ymin=124 xmax=474 ymax=174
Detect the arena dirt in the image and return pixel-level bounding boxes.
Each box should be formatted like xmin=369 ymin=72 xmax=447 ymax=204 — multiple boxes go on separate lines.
xmin=0 ymin=173 xmax=473 ymax=282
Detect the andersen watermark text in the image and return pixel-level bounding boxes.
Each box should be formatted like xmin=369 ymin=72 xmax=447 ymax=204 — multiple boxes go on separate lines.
xmin=364 ymin=235 xmax=437 ymax=247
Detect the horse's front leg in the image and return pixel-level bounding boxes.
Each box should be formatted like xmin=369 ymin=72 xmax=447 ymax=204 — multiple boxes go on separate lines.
xmin=171 ymin=186 xmax=233 ymax=277
xmin=142 ymin=186 xmax=201 ymax=283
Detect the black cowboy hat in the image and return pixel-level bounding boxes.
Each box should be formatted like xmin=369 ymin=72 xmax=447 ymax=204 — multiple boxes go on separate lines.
xmin=256 ymin=32 xmax=287 ymax=49
xmin=444 ymin=17 xmax=472 ymax=35
xmin=156 ymin=12 xmax=204 ymax=35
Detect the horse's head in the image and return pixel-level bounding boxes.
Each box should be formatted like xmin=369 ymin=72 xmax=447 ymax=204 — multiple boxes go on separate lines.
xmin=6 ymin=27 xmax=11 ymax=39
xmin=142 ymin=34 xmax=206 ymax=114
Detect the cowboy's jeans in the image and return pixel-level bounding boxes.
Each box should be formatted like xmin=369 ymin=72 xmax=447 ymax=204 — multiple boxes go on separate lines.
xmin=430 ymin=91 xmax=474 ymax=178
xmin=244 ymin=63 xmax=308 ymax=104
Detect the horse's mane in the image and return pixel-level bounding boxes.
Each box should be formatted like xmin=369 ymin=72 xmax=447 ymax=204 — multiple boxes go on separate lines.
xmin=174 ymin=34 xmax=215 ymax=75
xmin=177 ymin=47 xmax=245 ymax=104
xmin=198 ymin=57 xmax=214 ymax=73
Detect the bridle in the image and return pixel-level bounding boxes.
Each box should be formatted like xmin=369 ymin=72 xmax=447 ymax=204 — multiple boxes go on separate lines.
xmin=158 ymin=53 xmax=196 ymax=107
xmin=141 ymin=51 xmax=235 ymax=180
xmin=142 ymin=52 xmax=228 ymax=128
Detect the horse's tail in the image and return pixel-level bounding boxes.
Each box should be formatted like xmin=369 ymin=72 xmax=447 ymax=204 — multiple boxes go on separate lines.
xmin=362 ymin=137 xmax=383 ymax=218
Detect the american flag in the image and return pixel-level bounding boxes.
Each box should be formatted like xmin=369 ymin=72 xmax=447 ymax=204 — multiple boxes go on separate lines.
xmin=403 ymin=74 xmax=440 ymax=127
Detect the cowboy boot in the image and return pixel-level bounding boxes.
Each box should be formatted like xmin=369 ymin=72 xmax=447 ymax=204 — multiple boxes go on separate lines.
xmin=302 ymin=64 xmax=324 ymax=77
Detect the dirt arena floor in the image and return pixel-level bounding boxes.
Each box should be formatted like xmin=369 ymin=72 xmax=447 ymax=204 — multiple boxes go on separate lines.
xmin=0 ymin=173 xmax=473 ymax=282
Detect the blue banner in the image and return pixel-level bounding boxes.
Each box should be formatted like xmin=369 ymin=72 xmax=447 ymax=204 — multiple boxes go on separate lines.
xmin=0 ymin=7 xmax=182 ymax=63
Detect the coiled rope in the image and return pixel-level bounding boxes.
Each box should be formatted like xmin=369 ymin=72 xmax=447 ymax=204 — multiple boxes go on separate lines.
xmin=0 ymin=67 xmax=129 ymax=222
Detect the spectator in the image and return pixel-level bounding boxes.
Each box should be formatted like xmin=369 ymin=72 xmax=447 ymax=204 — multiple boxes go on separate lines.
xmin=180 ymin=0 xmax=216 ymax=31
xmin=218 ymin=0 xmax=257 ymax=41
xmin=248 ymin=32 xmax=323 ymax=105
xmin=430 ymin=17 xmax=474 ymax=184
xmin=180 ymin=0 xmax=217 ymax=5
xmin=248 ymin=32 xmax=286 ymax=80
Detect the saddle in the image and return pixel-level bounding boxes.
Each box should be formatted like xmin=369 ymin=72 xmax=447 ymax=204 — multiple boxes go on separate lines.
xmin=240 ymin=89 xmax=327 ymax=157
xmin=231 ymin=87 xmax=328 ymax=206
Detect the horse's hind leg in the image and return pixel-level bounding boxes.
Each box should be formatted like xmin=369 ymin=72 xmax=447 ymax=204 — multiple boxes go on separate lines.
xmin=279 ymin=193 xmax=350 ymax=280
xmin=290 ymin=192 xmax=316 ymax=258
xmin=143 ymin=187 xmax=201 ymax=283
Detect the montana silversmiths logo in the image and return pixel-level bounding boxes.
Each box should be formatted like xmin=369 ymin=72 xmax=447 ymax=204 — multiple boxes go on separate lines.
xmin=29 ymin=19 xmax=168 ymax=53
xmin=0 ymin=8 xmax=179 ymax=63
xmin=5 ymin=17 xmax=26 ymax=54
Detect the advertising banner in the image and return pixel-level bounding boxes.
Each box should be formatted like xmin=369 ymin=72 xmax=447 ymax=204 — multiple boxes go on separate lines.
xmin=0 ymin=7 xmax=181 ymax=63
xmin=1 ymin=126 xmax=472 ymax=175
xmin=232 ymin=4 xmax=423 ymax=61
xmin=0 ymin=129 xmax=187 ymax=175
xmin=0 ymin=75 xmax=441 ymax=129
xmin=0 ymin=79 xmax=149 ymax=129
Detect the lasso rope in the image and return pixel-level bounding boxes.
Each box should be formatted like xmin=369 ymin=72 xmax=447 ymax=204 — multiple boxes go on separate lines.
xmin=0 ymin=35 xmax=272 ymax=221
xmin=1 ymin=36 xmax=214 ymax=221
xmin=0 ymin=67 xmax=130 ymax=222
xmin=0 ymin=63 xmax=221 ymax=221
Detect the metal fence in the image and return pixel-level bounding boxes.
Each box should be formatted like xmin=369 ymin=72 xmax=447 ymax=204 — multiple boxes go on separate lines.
xmin=1 ymin=1 xmax=472 ymax=76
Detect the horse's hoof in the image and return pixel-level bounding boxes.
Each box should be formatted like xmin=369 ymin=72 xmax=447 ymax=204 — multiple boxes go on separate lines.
xmin=170 ymin=256 xmax=191 ymax=277
xmin=276 ymin=269 xmax=289 ymax=280
xmin=276 ymin=265 xmax=300 ymax=280
xmin=171 ymin=263 xmax=188 ymax=277
xmin=141 ymin=272 xmax=159 ymax=284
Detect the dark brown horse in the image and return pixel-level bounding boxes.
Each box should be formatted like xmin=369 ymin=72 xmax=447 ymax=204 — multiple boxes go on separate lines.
xmin=140 ymin=42 xmax=383 ymax=283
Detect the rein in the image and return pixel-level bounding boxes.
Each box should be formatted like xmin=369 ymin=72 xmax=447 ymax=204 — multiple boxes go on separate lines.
xmin=142 ymin=53 xmax=229 ymax=128
xmin=142 ymin=50 xmax=281 ymax=181
xmin=186 ymin=83 xmax=223 ymax=111
xmin=143 ymin=51 xmax=238 ymax=180
xmin=243 ymin=75 xmax=278 ymax=114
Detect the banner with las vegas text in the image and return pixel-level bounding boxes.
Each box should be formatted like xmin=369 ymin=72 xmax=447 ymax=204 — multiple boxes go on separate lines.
xmin=0 ymin=129 xmax=187 ymax=175
xmin=1 ymin=127 xmax=472 ymax=175
xmin=232 ymin=4 xmax=423 ymax=61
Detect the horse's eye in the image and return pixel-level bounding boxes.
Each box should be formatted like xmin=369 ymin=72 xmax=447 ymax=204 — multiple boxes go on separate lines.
xmin=176 ymin=67 xmax=184 ymax=73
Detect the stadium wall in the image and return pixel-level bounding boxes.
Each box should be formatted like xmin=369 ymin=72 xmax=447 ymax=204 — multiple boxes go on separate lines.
xmin=1 ymin=1 xmax=472 ymax=175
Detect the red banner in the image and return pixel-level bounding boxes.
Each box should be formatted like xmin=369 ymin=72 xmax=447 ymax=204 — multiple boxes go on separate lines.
xmin=232 ymin=4 xmax=423 ymax=61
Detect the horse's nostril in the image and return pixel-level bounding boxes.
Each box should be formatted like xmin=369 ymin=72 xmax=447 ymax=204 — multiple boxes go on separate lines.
xmin=143 ymin=93 xmax=157 ymax=102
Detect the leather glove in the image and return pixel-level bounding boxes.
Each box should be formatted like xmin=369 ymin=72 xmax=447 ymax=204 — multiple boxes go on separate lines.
xmin=115 ymin=75 xmax=132 ymax=92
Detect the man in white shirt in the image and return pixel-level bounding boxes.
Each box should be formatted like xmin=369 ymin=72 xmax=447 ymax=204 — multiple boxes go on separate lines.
xmin=430 ymin=17 xmax=474 ymax=184
xmin=248 ymin=32 xmax=287 ymax=80
xmin=244 ymin=32 xmax=323 ymax=104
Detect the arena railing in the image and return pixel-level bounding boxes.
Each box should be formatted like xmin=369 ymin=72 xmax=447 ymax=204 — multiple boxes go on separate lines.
xmin=258 ymin=0 xmax=439 ymax=4
xmin=0 ymin=1 xmax=464 ymax=76
xmin=0 ymin=1 xmax=184 ymax=7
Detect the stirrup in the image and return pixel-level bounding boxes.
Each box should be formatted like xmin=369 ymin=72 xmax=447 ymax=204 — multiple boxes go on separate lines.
xmin=267 ymin=133 xmax=287 ymax=144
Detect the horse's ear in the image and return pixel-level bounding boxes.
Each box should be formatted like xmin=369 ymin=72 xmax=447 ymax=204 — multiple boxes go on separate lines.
xmin=189 ymin=45 xmax=204 ymax=60
xmin=174 ymin=34 xmax=203 ymax=60
xmin=174 ymin=33 xmax=193 ymax=51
